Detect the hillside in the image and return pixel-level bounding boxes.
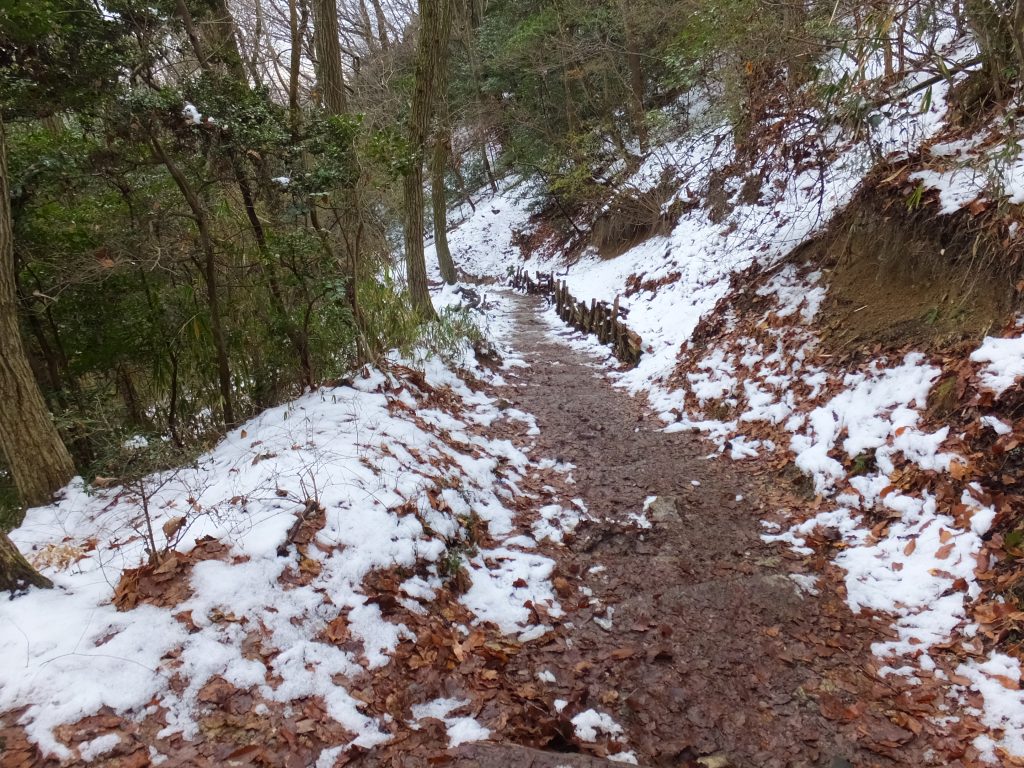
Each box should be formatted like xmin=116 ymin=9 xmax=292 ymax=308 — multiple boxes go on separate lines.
xmin=3 ymin=1 xmax=1024 ymax=767
xmin=420 ymin=29 xmax=1024 ymax=764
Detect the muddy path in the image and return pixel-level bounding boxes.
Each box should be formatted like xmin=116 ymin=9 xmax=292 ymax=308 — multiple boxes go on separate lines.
xmin=488 ymin=293 xmax=954 ymax=768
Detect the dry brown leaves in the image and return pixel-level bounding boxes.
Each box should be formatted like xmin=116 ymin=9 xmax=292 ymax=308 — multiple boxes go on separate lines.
xmin=661 ymin=259 xmax=1024 ymax=764
xmin=113 ymin=536 xmax=229 ymax=611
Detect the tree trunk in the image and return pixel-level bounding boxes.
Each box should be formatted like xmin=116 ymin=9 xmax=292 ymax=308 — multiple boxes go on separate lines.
xmin=1014 ymin=0 xmax=1024 ymax=77
xmin=431 ymin=122 xmax=457 ymax=284
xmin=357 ymin=0 xmax=378 ymax=53
xmin=309 ymin=0 xmax=371 ymax=359
xmin=288 ymin=0 xmax=306 ymax=137
xmin=179 ymin=1 xmax=314 ymax=388
xmin=404 ymin=0 xmax=453 ymax=318
xmin=206 ymin=0 xmax=251 ymax=82
xmin=617 ymin=0 xmax=647 ymax=153
xmin=0 ymin=531 xmax=52 ymax=593
xmin=371 ymin=0 xmax=390 ymax=51
xmin=404 ymin=155 xmax=435 ymax=318
xmin=430 ymin=18 xmax=456 ymax=285
xmin=230 ymin=155 xmax=315 ymax=388
xmin=555 ymin=10 xmax=578 ymax=138
xmin=311 ymin=0 xmax=348 ymax=115
xmin=0 ymin=116 xmax=76 ymax=512
xmin=175 ymin=0 xmax=249 ymax=81
xmin=456 ymin=1 xmax=498 ymax=193
xmin=964 ymin=0 xmax=1018 ymax=98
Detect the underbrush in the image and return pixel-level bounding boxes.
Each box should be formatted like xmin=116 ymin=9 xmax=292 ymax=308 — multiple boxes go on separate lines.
xmin=359 ymin=272 xmax=484 ymax=365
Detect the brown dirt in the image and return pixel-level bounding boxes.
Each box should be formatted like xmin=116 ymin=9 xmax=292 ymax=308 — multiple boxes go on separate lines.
xmin=804 ymin=190 xmax=1013 ymax=356
xmin=433 ymin=294 xmax=964 ymax=768
xmin=0 ymin=293 xmax=982 ymax=768
xmin=590 ymin=179 xmax=683 ymax=260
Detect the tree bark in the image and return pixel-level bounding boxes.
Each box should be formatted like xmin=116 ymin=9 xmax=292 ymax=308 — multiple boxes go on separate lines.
xmin=964 ymin=0 xmax=1019 ymax=98
xmin=206 ymin=0 xmax=251 ymax=82
xmin=404 ymin=155 xmax=435 ymax=318
xmin=311 ymin=0 xmax=348 ymax=115
xmin=229 ymin=155 xmax=315 ymax=388
xmin=371 ymin=0 xmax=390 ymax=51
xmin=617 ymin=0 xmax=647 ymax=153
xmin=404 ymin=0 xmax=453 ymax=318
xmin=430 ymin=10 xmax=456 ymax=286
xmin=1014 ymin=0 xmax=1024 ymax=77
xmin=309 ymin=0 xmax=371 ymax=359
xmin=0 ymin=116 xmax=76 ymax=512
xmin=177 ymin=1 xmax=314 ymax=389
xmin=288 ymin=0 xmax=306 ymax=137
xmin=0 ymin=531 xmax=52 ymax=593
xmin=174 ymin=0 xmax=208 ymax=66
xmin=431 ymin=118 xmax=457 ymax=284
xmin=456 ymin=0 xmax=498 ymax=193
xmin=357 ymin=0 xmax=378 ymax=53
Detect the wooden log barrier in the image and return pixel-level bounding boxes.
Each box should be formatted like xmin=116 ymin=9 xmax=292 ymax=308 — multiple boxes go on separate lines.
xmin=507 ymin=268 xmax=642 ymax=366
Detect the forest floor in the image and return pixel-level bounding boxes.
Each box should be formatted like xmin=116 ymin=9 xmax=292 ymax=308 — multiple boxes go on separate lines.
xmin=0 ymin=290 xmax=999 ymax=768
xmin=0 ymin=288 xmax=1007 ymax=768
xmin=358 ymin=292 xmax=972 ymax=768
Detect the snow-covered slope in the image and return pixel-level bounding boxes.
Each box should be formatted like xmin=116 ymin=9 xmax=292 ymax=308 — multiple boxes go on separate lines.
xmin=0 ymin=295 xmax=574 ymax=761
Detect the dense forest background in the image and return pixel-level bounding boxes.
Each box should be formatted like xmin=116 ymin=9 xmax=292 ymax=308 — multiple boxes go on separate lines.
xmin=1 ymin=0 xmax=1022 ymax=530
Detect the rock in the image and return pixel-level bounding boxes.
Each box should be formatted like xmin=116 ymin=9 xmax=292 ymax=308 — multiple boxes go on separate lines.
xmin=646 ymin=495 xmax=681 ymax=523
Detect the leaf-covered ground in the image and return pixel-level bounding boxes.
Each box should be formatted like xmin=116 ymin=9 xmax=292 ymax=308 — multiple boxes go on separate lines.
xmin=3 ymin=282 xmax=1022 ymax=767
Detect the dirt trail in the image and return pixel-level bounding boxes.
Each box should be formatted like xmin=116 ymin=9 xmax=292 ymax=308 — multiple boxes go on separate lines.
xmin=487 ymin=293 xmax=952 ymax=768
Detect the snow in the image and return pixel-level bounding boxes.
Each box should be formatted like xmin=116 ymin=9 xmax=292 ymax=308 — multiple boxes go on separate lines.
xmin=788 ymin=573 xmax=820 ymax=597
xmin=757 ymin=266 xmax=827 ymax=323
xmin=424 ymin=181 xmax=539 ymax=282
xmin=790 ymin=354 xmax=947 ymax=493
xmin=957 ymin=654 xmax=1024 ymax=760
xmin=0 ymin=300 xmax=560 ymax=757
xmin=410 ymin=697 xmax=467 ymax=721
xmin=78 ymin=733 xmax=121 ymax=761
xmin=429 ymin=26 xmax=1020 ymax=759
xmin=182 ymin=103 xmax=202 ymax=124
xmin=461 ymin=546 xmax=562 ymax=635
xmin=981 ymin=415 xmax=1012 ymax=435
xmin=6 ymin=21 xmax=1016 ymax=760
xmin=533 ymin=503 xmax=581 ymax=543
xmin=912 ymin=137 xmax=1024 ymax=214
xmin=571 ymin=709 xmax=624 ymax=742
xmin=971 ymin=327 xmax=1024 ymax=396
xmin=410 ymin=697 xmax=491 ymax=748
xmin=445 ymin=716 xmax=491 ymax=747
xmin=609 ymin=751 xmax=639 ymax=764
